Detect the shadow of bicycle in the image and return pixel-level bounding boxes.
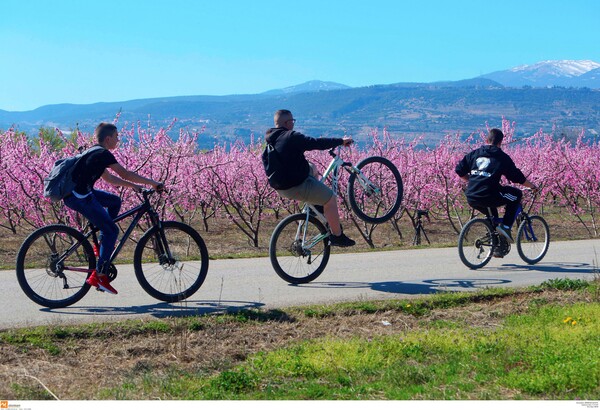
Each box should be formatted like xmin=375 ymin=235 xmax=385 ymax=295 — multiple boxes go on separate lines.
xmin=497 ymin=262 xmax=597 ymax=274
xmin=41 ymin=299 xmax=266 ymax=319
xmin=294 ymin=278 xmax=512 ymax=295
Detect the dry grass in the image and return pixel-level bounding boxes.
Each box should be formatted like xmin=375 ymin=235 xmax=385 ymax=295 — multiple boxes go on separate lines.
xmin=0 ymin=287 xmax=593 ymax=400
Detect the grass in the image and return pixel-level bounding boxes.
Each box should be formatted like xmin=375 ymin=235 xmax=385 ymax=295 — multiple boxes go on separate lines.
xmin=1 ymin=278 xmax=599 ymax=400
xmin=192 ymin=303 xmax=599 ymax=400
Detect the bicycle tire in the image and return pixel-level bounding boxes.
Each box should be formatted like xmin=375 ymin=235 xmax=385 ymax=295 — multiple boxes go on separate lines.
xmin=516 ymin=215 xmax=550 ymax=264
xmin=16 ymin=224 xmax=94 ymax=308
xmin=458 ymin=218 xmax=494 ymax=269
xmin=269 ymin=213 xmax=331 ymax=284
xmin=347 ymin=156 xmax=403 ymax=224
xmin=134 ymin=221 xmax=209 ymax=302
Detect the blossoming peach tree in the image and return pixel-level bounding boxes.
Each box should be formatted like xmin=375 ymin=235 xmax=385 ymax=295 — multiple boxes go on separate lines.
xmin=0 ymin=118 xmax=597 ymax=247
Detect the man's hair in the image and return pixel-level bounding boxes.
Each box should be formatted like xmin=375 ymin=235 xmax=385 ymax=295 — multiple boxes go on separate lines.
xmin=94 ymin=122 xmax=117 ymax=143
xmin=487 ymin=128 xmax=504 ymax=146
xmin=274 ymin=109 xmax=292 ymax=127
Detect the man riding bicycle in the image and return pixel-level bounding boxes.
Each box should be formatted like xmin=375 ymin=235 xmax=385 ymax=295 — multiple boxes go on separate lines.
xmin=455 ymin=128 xmax=538 ymax=244
xmin=64 ymin=122 xmax=163 ymax=294
xmin=264 ymin=109 xmax=355 ymax=247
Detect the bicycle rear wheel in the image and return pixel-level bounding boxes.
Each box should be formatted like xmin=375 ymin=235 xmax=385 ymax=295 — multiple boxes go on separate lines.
xmin=516 ymin=215 xmax=550 ymax=264
xmin=16 ymin=224 xmax=94 ymax=308
xmin=269 ymin=213 xmax=330 ymax=284
xmin=347 ymin=156 xmax=403 ymax=224
xmin=134 ymin=221 xmax=209 ymax=302
xmin=458 ymin=219 xmax=494 ymax=269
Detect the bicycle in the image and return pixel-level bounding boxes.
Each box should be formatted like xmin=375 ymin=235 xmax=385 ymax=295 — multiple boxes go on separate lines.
xmin=412 ymin=209 xmax=431 ymax=246
xmin=457 ymin=189 xmax=550 ymax=269
xmin=269 ymin=147 xmax=403 ymax=284
xmin=16 ymin=188 xmax=209 ymax=308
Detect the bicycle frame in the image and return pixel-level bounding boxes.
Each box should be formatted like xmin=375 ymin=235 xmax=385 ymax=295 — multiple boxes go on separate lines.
xmin=293 ymin=146 xmax=393 ymax=253
xmin=297 ymin=148 xmax=350 ymax=249
xmin=59 ymin=190 xmax=168 ymax=274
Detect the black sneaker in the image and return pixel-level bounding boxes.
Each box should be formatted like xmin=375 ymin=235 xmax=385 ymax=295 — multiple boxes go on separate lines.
xmin=329 ymin=232 xmax=356 ymax=247
xmin=496 ymin=225 xmax=514 ymax=243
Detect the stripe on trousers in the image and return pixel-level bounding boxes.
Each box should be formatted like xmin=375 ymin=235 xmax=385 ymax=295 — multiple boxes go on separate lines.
xmin=501 ymin=192 xmax=518 ymax=202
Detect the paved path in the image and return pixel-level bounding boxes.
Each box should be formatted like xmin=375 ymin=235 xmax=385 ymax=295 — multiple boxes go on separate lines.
xmin=1 ymin=239 xmax=598 ymax=329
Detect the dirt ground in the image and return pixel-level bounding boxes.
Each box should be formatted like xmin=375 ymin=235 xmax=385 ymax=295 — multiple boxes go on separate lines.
xmin=0 ymin=288 xmax=592 ymax=399
xmin=1 ymin=206 xmax=595 ymax=269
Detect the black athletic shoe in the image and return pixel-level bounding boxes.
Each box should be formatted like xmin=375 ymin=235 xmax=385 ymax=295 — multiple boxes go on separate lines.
xmin=329 ymin=233 xmax=356 ymax=247
xmin=496 ymin=225 xmax=514 ymax=243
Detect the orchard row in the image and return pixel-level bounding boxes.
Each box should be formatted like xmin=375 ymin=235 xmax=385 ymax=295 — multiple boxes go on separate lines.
xmin=1 ymin=118 xmax=598 ymax=247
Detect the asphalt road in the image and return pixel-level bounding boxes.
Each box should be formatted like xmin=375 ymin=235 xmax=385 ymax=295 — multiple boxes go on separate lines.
xmin=1 ymin=239 xmax=598 ymax=329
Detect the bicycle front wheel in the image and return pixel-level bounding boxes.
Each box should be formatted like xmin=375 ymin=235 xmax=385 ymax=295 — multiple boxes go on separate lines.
xmin=134 ymin=221 xmax=209 ymax=303
xmin=516 ymin=215 xmax=550 ymax=264
xmin=269 ymin=213 xmax=330 ymax=284
xmin=458 ymin=219 xmax=494 ymax=269
xmin=16 ymin=224 xmax=94 ymax=308
xmin=347 ymin=156 xmax=403 ymax=224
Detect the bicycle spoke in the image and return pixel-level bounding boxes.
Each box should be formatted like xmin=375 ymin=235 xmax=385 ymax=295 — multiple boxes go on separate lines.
xmin=16 ymin=225 xmax=93 ymax=308
xmin=270 ymin=214 xmax=330 ymax=284
xmin=134 ymin=221 xmax=208 ymax=302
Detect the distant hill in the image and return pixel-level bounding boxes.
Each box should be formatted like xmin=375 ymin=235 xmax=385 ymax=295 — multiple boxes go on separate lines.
xmin=262 ymin=80 xmax=352 ymax=95
xmin=2 ymin=60 xmax=600 ymax=148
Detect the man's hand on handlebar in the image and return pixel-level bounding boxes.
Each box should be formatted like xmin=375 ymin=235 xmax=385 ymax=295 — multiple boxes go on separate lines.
xmin=342 ymin=137 xmax=354 ymax=147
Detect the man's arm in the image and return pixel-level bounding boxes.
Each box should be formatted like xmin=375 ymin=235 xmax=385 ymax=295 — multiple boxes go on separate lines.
xmin=295 ymin=131 xmax=351 ymax=151
xmin=103 ymin=163 xmax=162 ymax=190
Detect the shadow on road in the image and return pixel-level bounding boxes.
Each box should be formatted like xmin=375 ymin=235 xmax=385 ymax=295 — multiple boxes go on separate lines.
xmin=296 ymin=278 xmax=512 ymax=295
xmin=497 ymin=262 xmax=597 ymax=274
xmin=41 ymin=299 xmax=265 ymax=318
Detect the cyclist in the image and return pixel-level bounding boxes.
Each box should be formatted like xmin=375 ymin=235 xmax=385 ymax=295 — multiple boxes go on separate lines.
xmin=63 ymin=122 xmax=163 ymax=294
xmin=265 ymin=109 xmax=355 ymax=247
xmin=455 ymin=128 xmax=538 ymax=245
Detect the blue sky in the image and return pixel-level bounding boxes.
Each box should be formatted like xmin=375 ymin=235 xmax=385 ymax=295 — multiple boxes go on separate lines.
xmin=1 ymin=0 xmax=599 ymax=111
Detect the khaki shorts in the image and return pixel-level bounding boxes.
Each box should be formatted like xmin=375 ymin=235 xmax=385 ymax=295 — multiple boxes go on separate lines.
xmin=277 ymin=176 xmax=333 ymax=205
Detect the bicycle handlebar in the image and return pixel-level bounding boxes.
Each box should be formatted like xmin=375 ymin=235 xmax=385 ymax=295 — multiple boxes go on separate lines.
xmin=141 ymin=184 xmax=166 ymax=200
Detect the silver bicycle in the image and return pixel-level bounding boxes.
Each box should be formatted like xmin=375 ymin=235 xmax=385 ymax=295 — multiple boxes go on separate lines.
xmin=269 ymin=147 xmax=403 ymax=284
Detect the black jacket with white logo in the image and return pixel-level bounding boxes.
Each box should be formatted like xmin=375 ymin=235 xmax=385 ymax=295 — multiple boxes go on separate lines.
xmin=455 ymin=145 xmax=526 ymax=202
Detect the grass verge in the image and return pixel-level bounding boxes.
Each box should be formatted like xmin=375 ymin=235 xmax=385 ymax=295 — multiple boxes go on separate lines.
xmin=1 ymin=277 xmax=598 ymax=400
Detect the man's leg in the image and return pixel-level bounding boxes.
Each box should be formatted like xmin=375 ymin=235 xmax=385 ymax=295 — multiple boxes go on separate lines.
xmin=323 ymin=194 xmax=342 ymax=236
xmin=498 ymin=186 xmax=523 ymax=228
xmin=63 ymin=194 xmax=119 ymax=293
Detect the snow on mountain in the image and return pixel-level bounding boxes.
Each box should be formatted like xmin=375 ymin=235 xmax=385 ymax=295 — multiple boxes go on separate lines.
xmin=479 ymin=60 xmax=600 ymax=88
xmin=511 ymin=60 xmax=600 ymax=77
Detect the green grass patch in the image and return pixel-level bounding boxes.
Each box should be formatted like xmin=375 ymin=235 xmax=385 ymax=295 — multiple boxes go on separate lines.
xmin=538 ymin=277 xmax=591 ymax=291
xmin=121 ymin=302 xmax=599 ymax=400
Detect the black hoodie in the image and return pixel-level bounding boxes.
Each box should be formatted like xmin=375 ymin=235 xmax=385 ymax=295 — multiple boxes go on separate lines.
xmin=455 ymin=145 xmax=526 ymax=203
xmin=265 ymin=127 xmax=344 ymax=190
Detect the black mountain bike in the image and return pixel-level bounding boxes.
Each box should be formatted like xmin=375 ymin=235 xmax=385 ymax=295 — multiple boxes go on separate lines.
xmin=457 ymin=189 xmax=550 ymax=269
xmin=16 ymin=188 xmax=209 ymax=308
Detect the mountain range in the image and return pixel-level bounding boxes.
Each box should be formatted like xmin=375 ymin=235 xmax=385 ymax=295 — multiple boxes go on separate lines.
xmin=2 ymin=60 xmax=599 ymax=147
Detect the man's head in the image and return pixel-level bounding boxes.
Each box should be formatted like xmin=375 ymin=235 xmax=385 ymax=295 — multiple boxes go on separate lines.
xmin=95 ymin=122 xmax=119 ymax=149
xmin=486 ymin=128 xmax=504 ymax=146
xmin=274 ymin=109 xmax=296 ymax=130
